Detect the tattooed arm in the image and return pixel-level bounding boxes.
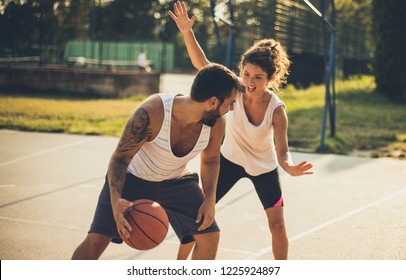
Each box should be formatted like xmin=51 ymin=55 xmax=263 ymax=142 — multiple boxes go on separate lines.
xmin=107 ymin=98 xmax=159 ymax=238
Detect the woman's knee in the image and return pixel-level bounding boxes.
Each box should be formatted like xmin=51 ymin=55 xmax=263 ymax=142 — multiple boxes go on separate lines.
xmin=268 ymin=220 xmax=286 ymax=236
xmin=265 ymin=207 xmax=286 ymax=235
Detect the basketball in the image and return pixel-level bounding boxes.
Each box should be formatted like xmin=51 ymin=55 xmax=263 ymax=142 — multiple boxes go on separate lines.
xmin=121 ymin=199 xmax=169 ymax=250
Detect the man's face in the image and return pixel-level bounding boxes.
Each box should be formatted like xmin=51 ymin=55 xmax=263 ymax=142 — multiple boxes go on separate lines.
xmin=200 ymin=89 xmax=237 ymax=127
xmin=201 ymin=105 xmax=222 ymax=127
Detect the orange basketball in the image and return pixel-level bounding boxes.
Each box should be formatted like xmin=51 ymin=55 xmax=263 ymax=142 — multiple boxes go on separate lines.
xmin=121 ymin=199 xmax=169 ymax=250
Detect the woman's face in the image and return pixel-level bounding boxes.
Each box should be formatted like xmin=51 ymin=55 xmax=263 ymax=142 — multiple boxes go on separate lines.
xmin=241 ymin=63 xmax=270 ymax=94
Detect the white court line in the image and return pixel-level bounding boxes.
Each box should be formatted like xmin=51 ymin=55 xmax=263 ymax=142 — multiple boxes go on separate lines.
xmin=247 ymin=186 xmax=406 ymax=260
xmin=0 ymin=215 xmax=87 ymax=231
xmin=0 ymin=138 xmax=95 ymax=167
xmin=40 ymin=184 xmax=58 ymax=187
xmin=0 ymin=185 xmax=15 ymax=188
xmin=77 ymin=184 xmax=98 ymax=189
xmin=0 ymin=216 xmax=261 ymax=258
xmin=163 ymin=239 xmax=260 ymax=257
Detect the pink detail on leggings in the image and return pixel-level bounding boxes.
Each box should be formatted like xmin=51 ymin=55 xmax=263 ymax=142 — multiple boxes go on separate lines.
xmin=274 ymin=197 xmax=283 ymax=207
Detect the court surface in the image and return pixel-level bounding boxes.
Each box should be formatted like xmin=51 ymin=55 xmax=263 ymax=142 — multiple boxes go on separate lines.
xmin=1 ymin=73 xmax=406 ymax=260
xmin=1 ymin=129 xmax=405 ymax=260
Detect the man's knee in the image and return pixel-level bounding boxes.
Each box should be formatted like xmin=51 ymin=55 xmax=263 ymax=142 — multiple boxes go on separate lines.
xmin=192 ymin=231 xmax=220 ymax=260
xmin=195 ymin=232 xmax=219 ymax=249
xmin=72 ymin=233 xmax=112 ymax=260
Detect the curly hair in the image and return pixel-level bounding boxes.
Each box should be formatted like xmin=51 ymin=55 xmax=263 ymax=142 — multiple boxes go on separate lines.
xmin=238 ymin=39 xmax=291 ymax=92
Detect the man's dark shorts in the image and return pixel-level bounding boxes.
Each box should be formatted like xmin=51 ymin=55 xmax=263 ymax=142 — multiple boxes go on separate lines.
xmin=89 ymin=172 xmax=219 ymax=244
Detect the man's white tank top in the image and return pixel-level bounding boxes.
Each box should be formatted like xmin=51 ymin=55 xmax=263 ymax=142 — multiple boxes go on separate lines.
xmin=221 ymin=91 xmax=285 ymax=176
xmin=127 ymin=93 xmax=211 ymax=182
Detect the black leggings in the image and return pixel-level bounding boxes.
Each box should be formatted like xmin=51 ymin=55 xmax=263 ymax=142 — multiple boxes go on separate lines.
xmin=216 ymin=154 xmax=283 ymax=210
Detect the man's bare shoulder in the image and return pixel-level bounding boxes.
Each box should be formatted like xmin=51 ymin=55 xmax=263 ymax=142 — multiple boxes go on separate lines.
xmin=136 ymin=94 xmax=165 ymax=140
xmin=138 ymin=94 xmax=162 ymax=108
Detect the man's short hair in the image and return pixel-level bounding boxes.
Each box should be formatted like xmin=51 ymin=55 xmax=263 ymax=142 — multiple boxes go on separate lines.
xmin=190 ymin=63 xmax=245 ymax=104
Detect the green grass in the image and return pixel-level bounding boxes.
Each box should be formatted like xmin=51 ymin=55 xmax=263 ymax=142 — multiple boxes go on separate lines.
xmin=1 ymin=76 xmax=405 ymax=158
xmin=282 ymin=76 xmax=405 ymax=157
xmin=0 ymin=95 xmax=140 ymax=136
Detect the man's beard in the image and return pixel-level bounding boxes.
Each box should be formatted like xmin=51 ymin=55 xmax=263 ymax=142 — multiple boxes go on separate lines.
xmin=200 ymin=107 xmax=222 ymax=127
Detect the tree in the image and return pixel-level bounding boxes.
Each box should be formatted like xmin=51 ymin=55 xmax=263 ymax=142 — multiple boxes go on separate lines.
xmin=335 ymin=0 xmax=373 ymax=51
xmin=372 ymin=0 xmax=406 ymax=102
xmin=1 ymin=1 xmax=35 ymax=55
xmin=100 ymin=0 xmax=158 ymax=41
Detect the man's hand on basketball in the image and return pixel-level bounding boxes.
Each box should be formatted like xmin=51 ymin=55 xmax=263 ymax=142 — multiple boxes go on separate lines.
xmin=112 ymin=198 xmax=134 ymax=238
xmin=283 ymin=160 xmax=314 ymax=176
xmin=196 ymin=199 xmax=215 ymax=231
xmin=169 ymin=1 xmax=197 ymax=33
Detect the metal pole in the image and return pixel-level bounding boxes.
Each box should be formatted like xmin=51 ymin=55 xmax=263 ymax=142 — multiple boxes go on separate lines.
xmin=302 ymin=0 xmax=335 ymax=32
xmin=319 ymin=0 xmax=329 ymax=150
xmin=225 ymin=0 xmax=235 ymax=69
xmin=210 ymin=0 xmax=222 ymax=50
xmin=329 ymin=0 xmax=336 ymax=137
xmin=302 ymin=0 xmax=336 ymax=150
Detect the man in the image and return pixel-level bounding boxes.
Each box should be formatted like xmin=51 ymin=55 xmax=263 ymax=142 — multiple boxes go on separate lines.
xmin=137 ymin=48 xmax=151 ymax=72
xmin=72 ymin=63 xmax=244 ymax=260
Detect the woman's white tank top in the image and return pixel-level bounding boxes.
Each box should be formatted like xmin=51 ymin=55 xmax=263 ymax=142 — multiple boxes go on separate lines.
xmin=221 ymin=92 xmax=285 ymax=176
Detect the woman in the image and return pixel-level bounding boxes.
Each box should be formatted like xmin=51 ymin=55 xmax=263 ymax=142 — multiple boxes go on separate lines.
xmin=170 ymin=1 xmax=313 ymax=260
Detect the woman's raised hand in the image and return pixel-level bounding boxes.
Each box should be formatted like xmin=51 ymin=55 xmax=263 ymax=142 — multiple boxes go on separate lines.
xmin=169 ymin=1 xmax=198 ymax=33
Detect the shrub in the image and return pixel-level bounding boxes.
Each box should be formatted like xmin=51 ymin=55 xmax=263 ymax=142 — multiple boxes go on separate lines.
xmin=372 ymin=0 xmax=406 ymax=102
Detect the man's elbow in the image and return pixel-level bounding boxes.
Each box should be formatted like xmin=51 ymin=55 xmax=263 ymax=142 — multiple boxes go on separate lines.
xmin=201 ymin=154 xmax=220 ymax=166
xmin=109 ymin=153 xmax=132 ymax=168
